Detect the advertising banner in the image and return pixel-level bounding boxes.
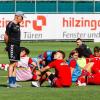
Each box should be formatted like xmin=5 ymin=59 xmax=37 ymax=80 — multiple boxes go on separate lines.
xmin=0 ymin=14 xmax=100 ymax=41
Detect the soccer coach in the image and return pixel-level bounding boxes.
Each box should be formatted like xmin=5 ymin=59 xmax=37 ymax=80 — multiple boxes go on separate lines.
xmin=4 ymin=11 xmax=26 ymax=88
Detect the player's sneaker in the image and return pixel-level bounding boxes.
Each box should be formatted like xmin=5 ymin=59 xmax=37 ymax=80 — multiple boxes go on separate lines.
xmin=0 ymin=64 xmax=2 ymax=69
xmin=31 ymin=81 xmax=40 ymax=87
xmin=8 ymin=84 xmax=17 ymax=88
xmin=76 ymin=80 xmax=86 ymax=86
xmin=48 ymin=79 xmax=52 ymax=86
xmin=76 ymin=76 xmax=87 ymax=86
xmin=4 ymin=64 xmax=9 ymax=71
xmin=0 ymin=64 xmax=8 ymax=71
xmin=7 ymin=83 xmax=22 ymax=88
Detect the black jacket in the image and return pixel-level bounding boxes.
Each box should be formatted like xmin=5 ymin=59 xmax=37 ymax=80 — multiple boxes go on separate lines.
xmin=76 ymin=44 xmax=92 ymax=58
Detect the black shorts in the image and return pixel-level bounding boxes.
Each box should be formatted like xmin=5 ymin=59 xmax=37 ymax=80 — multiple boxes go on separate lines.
xmin=7 ymin=44 xmax=21 ymax=62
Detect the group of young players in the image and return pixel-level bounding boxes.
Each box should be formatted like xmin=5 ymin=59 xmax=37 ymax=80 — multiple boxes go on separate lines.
xmin=1 ymin=11 xmax=100 ymax=88
xmin=0 ymin=38 xmax=100 ymax=88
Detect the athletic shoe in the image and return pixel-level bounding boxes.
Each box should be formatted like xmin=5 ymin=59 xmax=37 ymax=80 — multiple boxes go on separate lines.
xmin=76 ymin=80 xmax=86 ymax=86
xmin=7 ymin=83 xmax=22 ymax=88
xmin=8 ymin=84 xmax=17 ymax=88
xmin=48 ymin=79 xmax=52 ymax=86
xmin=0 ymin=64 xmax=8 ymax=71
xmin=0 ymin=64 xmax=2 ymax=68
xmin=4 ymin=64 xmax=9 ymax=71
xmin=31 ymin=81 xmax=40 ymax=87
xmin=76 ymin=76 xmax=87 ymax=86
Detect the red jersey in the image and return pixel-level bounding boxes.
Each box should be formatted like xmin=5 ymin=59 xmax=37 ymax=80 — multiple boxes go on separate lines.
xmin=91 ymin=57 xmax=100 ymax=73
xmin=92 ymin=57 xmax=100 ymax=67
xmin=69 ymin=59 xmax=76 ymax=68
xmin=48 ymin=59 xmax=71 ymax=86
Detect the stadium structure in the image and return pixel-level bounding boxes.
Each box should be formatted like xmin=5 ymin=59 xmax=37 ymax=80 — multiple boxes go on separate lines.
xmin=0 ymin=0 xmax=100 ymax=13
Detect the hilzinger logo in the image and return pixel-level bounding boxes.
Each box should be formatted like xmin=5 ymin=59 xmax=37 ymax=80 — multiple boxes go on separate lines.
xmin=33 ymin=15 xmax=46 ymax=31
xmin=63 ymin=17 xmax=100 ymax=30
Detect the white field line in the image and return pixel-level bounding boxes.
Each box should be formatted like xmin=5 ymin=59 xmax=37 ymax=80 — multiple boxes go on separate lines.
xmin=0 ymin=76 xmax=7 ymax=77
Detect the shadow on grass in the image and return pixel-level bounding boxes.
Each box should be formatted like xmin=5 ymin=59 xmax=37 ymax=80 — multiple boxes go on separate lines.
xmin=41 ymin=85 xmax=51 ymax=87
xmin=0 ymin=84 xmax=7 ymax=87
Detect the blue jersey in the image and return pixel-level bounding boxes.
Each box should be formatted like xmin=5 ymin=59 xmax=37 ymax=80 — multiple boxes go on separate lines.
xmin=67 ymin=58 xmax=81 ymax=82
xmin=32 ymin=57 xmax=43 ymax=69
xmin=43 ymin=50 xmax=55 ymax=65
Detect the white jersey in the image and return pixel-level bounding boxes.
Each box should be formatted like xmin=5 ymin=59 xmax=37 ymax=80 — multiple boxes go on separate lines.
xmin=16 ymin=56 xmax=33 ymax=81
xmin=17 ymin=56 xmax=30 ymax=68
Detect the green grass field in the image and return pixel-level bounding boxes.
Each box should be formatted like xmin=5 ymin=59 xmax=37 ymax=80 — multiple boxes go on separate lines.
xmin=0 ymin=41 xmax=100 ymax=100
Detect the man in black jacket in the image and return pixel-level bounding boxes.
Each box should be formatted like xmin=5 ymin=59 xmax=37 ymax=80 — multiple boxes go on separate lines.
xmin=75 ymin=38 xmax=92 ymax=58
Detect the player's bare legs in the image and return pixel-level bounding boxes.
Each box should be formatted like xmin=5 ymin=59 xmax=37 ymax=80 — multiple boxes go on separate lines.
xmin=8 ymin=62 xmax=16 ymax=77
